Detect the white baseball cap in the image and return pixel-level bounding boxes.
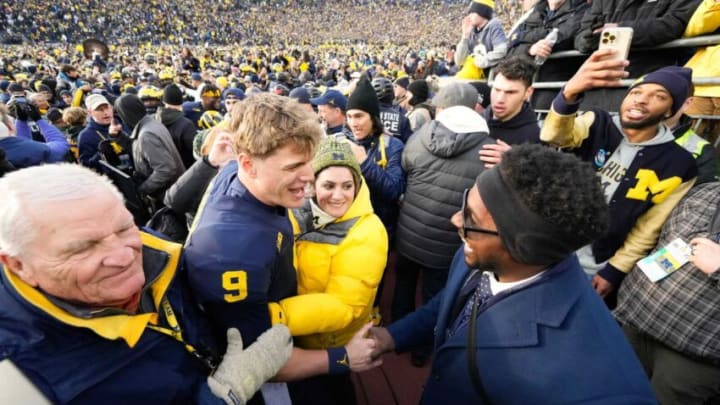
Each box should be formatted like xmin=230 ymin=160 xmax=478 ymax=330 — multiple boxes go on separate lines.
xmin=85 ymin=94 xmax=111 ymax=111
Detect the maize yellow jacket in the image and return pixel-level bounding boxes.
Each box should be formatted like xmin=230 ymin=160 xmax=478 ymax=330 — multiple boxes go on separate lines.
xmin=270 ymin=180 xmax=388 ymax=349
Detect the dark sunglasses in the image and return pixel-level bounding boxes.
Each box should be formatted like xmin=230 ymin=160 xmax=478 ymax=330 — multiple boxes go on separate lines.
xmin=460 ymin=188 xmax=500 ymax=239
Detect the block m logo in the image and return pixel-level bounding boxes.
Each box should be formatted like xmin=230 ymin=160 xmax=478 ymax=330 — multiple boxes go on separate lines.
xmin=626 ymin=169 xmax=681 ymax=204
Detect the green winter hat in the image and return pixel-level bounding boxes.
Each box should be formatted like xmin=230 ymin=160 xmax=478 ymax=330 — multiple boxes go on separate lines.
xmin=312 ymin=136 xmax=362 ymax=192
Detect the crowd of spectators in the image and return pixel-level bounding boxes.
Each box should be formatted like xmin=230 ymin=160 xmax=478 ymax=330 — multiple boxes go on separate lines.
xmin=1 ymin=0 xmax=524 ymax=47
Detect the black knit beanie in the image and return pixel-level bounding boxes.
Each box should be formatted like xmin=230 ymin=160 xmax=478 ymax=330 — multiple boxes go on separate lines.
xmin=163 ymin=84 xmax=184 ymax=106
xmin=467 ymin=0 xmax=494 ymax=19
xmin=347 ymin=77 xmax=380 ymax=119
xmin=115 ymin=94 xmax=147 ymax=129
xmin=408 ymin=79 xmax=429 ymax=106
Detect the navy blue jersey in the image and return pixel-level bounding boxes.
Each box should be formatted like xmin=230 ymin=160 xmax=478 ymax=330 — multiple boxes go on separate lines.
xmin=182 ymin=101 xmax=205 ymax=130
xmin=379 ymin=104 xmax=413 ymax=143
xmin=184 ymin=161 xmax=297 ymax=345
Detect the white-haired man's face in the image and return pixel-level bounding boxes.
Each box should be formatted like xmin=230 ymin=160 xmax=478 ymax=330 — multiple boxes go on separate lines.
xmin=0 ymin=189 xmax=145 ymax=312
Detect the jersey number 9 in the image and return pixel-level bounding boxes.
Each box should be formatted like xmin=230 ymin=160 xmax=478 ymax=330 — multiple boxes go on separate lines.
xmin=222 ymin=270 xmax=248 ymax=303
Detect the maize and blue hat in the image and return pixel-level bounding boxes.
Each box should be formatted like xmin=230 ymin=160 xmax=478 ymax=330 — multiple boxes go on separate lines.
xmin=310 ymin=89 xmax=347 ymax=110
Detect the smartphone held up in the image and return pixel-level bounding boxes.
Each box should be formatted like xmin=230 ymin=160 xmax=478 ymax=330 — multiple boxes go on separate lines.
xmin=598 ymin=27 xmax=634 ymax=62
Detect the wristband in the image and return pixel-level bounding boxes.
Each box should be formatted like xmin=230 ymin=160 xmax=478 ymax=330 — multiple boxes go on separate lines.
xmin=327 ymin=346 xmax=350 ymax=375
xmin=268 ymin=302 xmax=287 ymax=326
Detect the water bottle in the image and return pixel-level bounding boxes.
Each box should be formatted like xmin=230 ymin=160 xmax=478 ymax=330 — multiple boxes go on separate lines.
xmin=535 ymin=28 xmax=559 ymax=66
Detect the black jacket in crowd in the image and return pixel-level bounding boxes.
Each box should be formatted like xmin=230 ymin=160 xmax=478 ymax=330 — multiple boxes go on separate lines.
xmin=157 ymin=107 xmax=198 ymax=169
xmin=574 ymin=0 xmax=701 ymax=77
xmin=507 ymin=0 xmax=589 ymax=63
xmin=164 ymin=156 xmax=219 ymax=227
xmin=484 ymin=102 xmax=542 ymax=145
xmin=396 ymin=108 xmax=494 ymax=269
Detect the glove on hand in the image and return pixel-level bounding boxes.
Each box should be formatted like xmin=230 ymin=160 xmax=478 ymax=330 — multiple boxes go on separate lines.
xmin=8 ymin=102 xmax=28 ymax=121
xmin=26 ymin=104 xmax=42 ymax=122
xmin=208 ymin=325 xmax=293 ymax=405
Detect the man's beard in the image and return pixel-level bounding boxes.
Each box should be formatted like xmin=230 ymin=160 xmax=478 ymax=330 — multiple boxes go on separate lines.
xmin=620 ymin=111 xmax=666 ymax=130
xmin=465 ymin=253 xmax=501 ymax=274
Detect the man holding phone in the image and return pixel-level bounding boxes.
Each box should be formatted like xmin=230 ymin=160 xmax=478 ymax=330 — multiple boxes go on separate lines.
xmin=540 ymin=50 xmax=698 ymax=303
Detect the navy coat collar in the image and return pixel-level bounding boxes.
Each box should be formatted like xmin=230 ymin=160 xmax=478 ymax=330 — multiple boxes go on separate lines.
xmin=435 ymin=253 xmax=585 ymax=349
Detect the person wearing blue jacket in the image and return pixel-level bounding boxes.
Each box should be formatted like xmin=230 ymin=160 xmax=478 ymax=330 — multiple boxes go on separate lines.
xmin=0 ymin=102 xmax=69 ymax=168
xmin=345 ymin=77 xmax=405 ymax=241
xmin=183 ymin=84 xmax=221 ymax=130
xmin=0 ymin=164 xmax=293 ymax=405
xmin=371 ymin=77 xmax=413 ymax=143
xmin=184 ymin=94 xmax=379 ymax=404
xmin=77 ymin=94 xmax=133 ymax=172
xmin=369 ymin=145 xmax=656 ymax=404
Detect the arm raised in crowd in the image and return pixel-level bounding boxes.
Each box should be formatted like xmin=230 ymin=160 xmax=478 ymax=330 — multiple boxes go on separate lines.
xmin=14 ymin=111 xmax=70 ymax=163
xmin=37 ymin=120 xmax=71 ymax=162
xmin=454 ymin=15 xmax=476 ymax=66
xmin=540 ymin=49 xmax=628 ymax=148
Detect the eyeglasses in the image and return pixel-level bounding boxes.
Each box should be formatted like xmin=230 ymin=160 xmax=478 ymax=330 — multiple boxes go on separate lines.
xmin=460 ymin=188 xmax=500 ymax=239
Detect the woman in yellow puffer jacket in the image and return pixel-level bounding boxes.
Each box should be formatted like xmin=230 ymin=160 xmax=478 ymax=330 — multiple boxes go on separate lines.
xmin=279 ymin=136 xmax=388 ymax=404
xmin=683 ymin=0 xmax=720 ymax=140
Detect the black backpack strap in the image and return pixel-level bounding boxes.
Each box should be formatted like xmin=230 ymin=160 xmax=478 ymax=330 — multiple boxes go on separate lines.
xmin=467 ymin=298 xmax=493 ymax=405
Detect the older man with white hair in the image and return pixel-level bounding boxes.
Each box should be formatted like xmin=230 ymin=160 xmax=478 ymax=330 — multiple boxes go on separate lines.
xmin=0 ymin=164 xmax=292 ymax=405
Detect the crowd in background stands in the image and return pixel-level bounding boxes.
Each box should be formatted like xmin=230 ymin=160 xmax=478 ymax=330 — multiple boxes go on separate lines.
xmin=0 ymin=41 xmax=454 ymax=97
xmin=1 ymin=0 xmax=523 ymax=46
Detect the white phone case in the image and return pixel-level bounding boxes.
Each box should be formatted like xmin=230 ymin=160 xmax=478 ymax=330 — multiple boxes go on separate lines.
xmin=598 ymin=27 xmax=634 ymax=61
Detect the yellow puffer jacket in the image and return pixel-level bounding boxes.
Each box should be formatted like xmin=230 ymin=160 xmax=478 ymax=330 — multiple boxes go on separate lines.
xmin=278 ymin=180 xmax=388 ymax=349
xmin=683 ymin=0 xmax=720 ymax=97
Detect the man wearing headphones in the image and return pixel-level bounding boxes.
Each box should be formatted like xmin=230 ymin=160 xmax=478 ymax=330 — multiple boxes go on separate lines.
xmin=369 ymin=145 xmax=655 ymax=404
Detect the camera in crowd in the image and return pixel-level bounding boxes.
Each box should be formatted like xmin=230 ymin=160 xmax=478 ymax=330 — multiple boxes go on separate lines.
xmin=7 ymin=91 xmax=42 ymax=123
